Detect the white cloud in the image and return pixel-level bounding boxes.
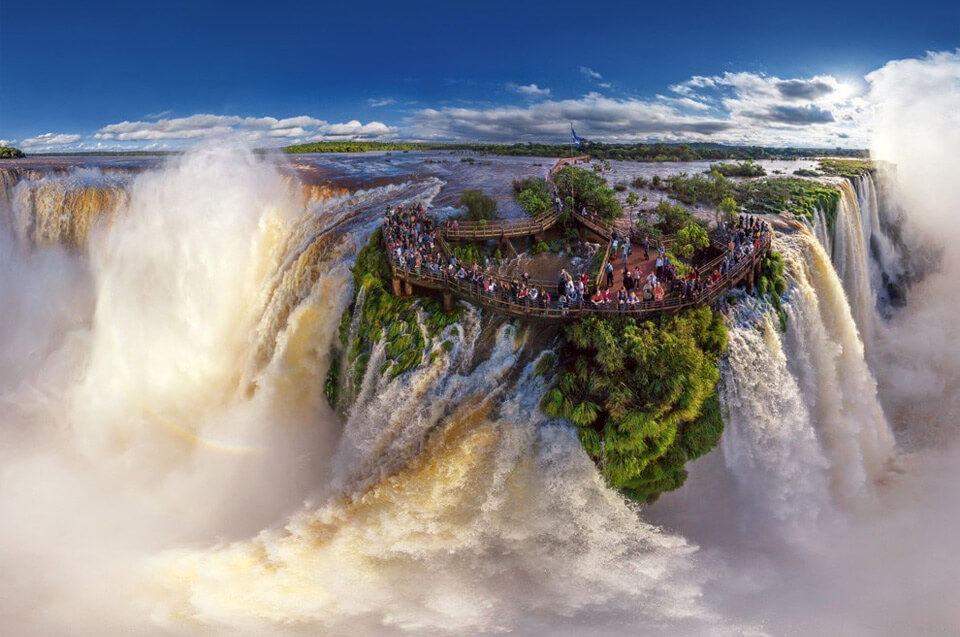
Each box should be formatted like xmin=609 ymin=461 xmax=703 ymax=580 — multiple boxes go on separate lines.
xmin=408 ymin=68 xmax=870 ymax=147
xmin=367 ymin=97 xmax=396 ymax=108
xmin=507 ymin=83 xmax=552 ymax=98
xmin=14 ymin=114 xmax=398 ymax=152
xmin=0 ymin=139 xmax=16 ymax=146
xmin=19 ymin=133 xmax=83 ymax=150
xmin=580 ymin=66 xmax=603 ymax=80
xmin=92 ymin=114 xmax=397 ymax=145
xmin=408 ymin=93 xmax=735 ymax=143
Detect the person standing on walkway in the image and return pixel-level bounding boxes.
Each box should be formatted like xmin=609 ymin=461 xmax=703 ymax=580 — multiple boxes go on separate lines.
xmin=605 ymin=261 xmax=615 ymax=288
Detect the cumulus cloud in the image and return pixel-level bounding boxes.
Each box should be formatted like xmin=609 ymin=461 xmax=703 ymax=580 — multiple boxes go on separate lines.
xmin=751 ymin=104 xmax=836 ymax=125
xmin=407 ymin=67 xmax=868 ymax=146
xmin=407 ymin=93 xmax=733 ymax=143
xmin=405 ymin=68 xmax=867 ymax=146
xmin=507 ymin=83 xmax=552 ymax=98
xmin=19 ymin=133 xmax=83 ymax=150
xmin=16 ymin=113 xmax=398 ymax=152
xmin=777 ymin=79 xmax=835 ymax=100
xmin=0 ymin=139 xmax=16 ymax=146
xmin=367 ymin=97 xmax=396 ymax=108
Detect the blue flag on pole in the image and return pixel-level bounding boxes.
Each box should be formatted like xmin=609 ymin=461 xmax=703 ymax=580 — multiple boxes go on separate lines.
xmin=571 ymin=123 xmax=582 ymax=147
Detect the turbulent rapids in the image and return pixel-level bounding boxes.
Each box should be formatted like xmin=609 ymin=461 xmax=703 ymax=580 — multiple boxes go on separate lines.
xmin=2 ymin=133 xmax=959 ymax=636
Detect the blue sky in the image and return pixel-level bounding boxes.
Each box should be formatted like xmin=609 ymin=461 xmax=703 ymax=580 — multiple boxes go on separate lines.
xmin=1 ymin=0 xmax=957 ymax=152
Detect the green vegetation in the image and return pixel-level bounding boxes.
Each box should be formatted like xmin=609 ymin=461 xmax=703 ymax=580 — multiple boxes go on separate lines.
xmin=736 ymin=177 xmax=840 ymax=231
xmin=512 ymin=176 xmax=553 ymax=217
xmin=285 ymin=141 xmax=866 ymax=162
xmin=757 ymin=251 xmax=788 ymax=330
xmin=285 ymin=141 xmax=427 ymax=153
xmin=0 ymin=146 xmax=25 ymax=158
xmin=673 ymin=223 xmax=711 ymax=260
xmin=552 ymin=165 xmax=622 ymax=220
xmin=459 ymin=189 xmax=498 ymax=221
xmin=818 ymin=158 xmax=875 ymax=178
xmin=664 ymin=171 xmax=735 ymax=206
xmin=542 ymin=309 xmax=728 ymax=502
xmin=717 ymin=196 xmax=738 ymax=228
xmin=450 ymin=243 xmax=485 ymax=265
xmin=793 ymin=168 xmax=821 ymax=177
xmin=631 ymin=176 xmax=649 ymax=189
xmin=326 ymin=229 xmax=462 ymax=408
xmin=651 ymin=200 xmax=696 ymax=235
xmin=710 ymin=161 xmax=766 ymax=177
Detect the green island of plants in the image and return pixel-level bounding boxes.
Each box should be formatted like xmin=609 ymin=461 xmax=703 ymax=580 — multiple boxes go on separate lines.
xmin=512 ymin=176 xmax=553 ymax=217
xmin=709 ymin=161 xmax=767 ymax=177
xmin=817 ymin=158 xmax=876 ymax=179
xmin=736 ymin=177 xmax=841 ymax=231
xmin=542 ymin=309 xmax=728 ymax=503
xmin=756 ymin=250 xmax=789 ymax=330
xmin=0 ymin=146 xmax=25 ymax=159
xmin=552 ymin=165 xmax=622 ymax=220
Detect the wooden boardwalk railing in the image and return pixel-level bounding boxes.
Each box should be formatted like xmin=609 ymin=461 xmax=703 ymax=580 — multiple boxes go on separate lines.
xmin=389 ymin=230 xmax=771 ymax=322
xmin=440 ymin=209 xmax=561 ymax=240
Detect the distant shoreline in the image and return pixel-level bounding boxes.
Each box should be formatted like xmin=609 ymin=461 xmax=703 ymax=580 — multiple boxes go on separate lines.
xmin=14 ymin=141 xmax=868 ymax=161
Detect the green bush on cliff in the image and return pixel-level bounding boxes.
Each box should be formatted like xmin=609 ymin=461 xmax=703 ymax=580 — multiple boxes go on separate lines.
xmin=758 ymin=250 xmax=788 ymax=330
xmin=0 ymin=146 xmax=25 ymax=159
xmin=542 ymin=308 xmax=727 ymax=503
xmin=326 ymin=228 xmax=462 ymax=408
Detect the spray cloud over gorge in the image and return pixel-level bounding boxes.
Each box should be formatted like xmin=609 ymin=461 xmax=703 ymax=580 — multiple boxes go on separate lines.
xmin=1 ymin=51 xmax=960 ymax=636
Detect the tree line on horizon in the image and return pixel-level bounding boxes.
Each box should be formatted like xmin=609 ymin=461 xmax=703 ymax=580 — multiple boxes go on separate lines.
xmin=284 ymin=139 xmax=868 ymax=161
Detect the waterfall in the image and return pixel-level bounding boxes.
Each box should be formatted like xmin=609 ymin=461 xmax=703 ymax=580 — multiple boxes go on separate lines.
xmin=148 ymin=328 xmax=719 ymax=635
xmin=1 ymin=169 xmax=132 ymax=247
xmin=721 ymin=297 xmax=831 ymax=540
xmin=832 ymin=180 xmax=876 ymax=347
xmin=721 ymin=230 xmax=895 ymax=518
xmin=812 ymin=204 xmax=832 ymax=256
xmin=852 ymin=173 xmax=908 ymax=312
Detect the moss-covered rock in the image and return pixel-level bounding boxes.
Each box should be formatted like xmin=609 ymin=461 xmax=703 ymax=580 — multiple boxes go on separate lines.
xmin=326 ymin=228 xmax=463 ymax=410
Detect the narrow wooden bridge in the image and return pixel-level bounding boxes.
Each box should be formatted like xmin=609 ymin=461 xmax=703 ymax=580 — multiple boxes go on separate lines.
xmin=438 ymin=154 xmax=591 ymax=241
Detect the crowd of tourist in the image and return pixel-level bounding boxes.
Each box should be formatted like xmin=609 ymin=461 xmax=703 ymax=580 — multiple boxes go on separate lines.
xmin=383 ymin=204 xmax=771 ymax=315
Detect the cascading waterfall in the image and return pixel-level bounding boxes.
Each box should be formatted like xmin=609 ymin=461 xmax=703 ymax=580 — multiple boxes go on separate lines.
xmin=832 ymin=180 xmax=876 ymax=347
xmin=1 ymin=169 xmax=132 ymax=247
xmin=811 ymin=204 xmax=832 ymax=256
xmin=851 ymin=173 xmax=907 ymax=312
xmin=148 ymin=326 xmax=719 ymax=636
xmin=720 ymin=296 xmax=832 ymax=541
xmin=721 ymin=229 xmax=895 ymax=519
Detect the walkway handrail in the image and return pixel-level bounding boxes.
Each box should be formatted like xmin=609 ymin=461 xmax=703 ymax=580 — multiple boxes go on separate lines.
xmin=439 ymin=209 xmax=562 ymax=240
xmin=388 ymin=229 xmax=771 ymax=322
xmin=439 ymin=155 xmax=590 ymax=242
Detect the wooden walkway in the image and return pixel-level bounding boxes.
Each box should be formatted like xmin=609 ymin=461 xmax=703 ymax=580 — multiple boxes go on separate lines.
xmin=438 ymin=155 xmax=591 ymax=241
xmin=387 ymin=155 xmax=772 ymax=322
xmin=389 ymin=231 xmax=769 ymax=322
